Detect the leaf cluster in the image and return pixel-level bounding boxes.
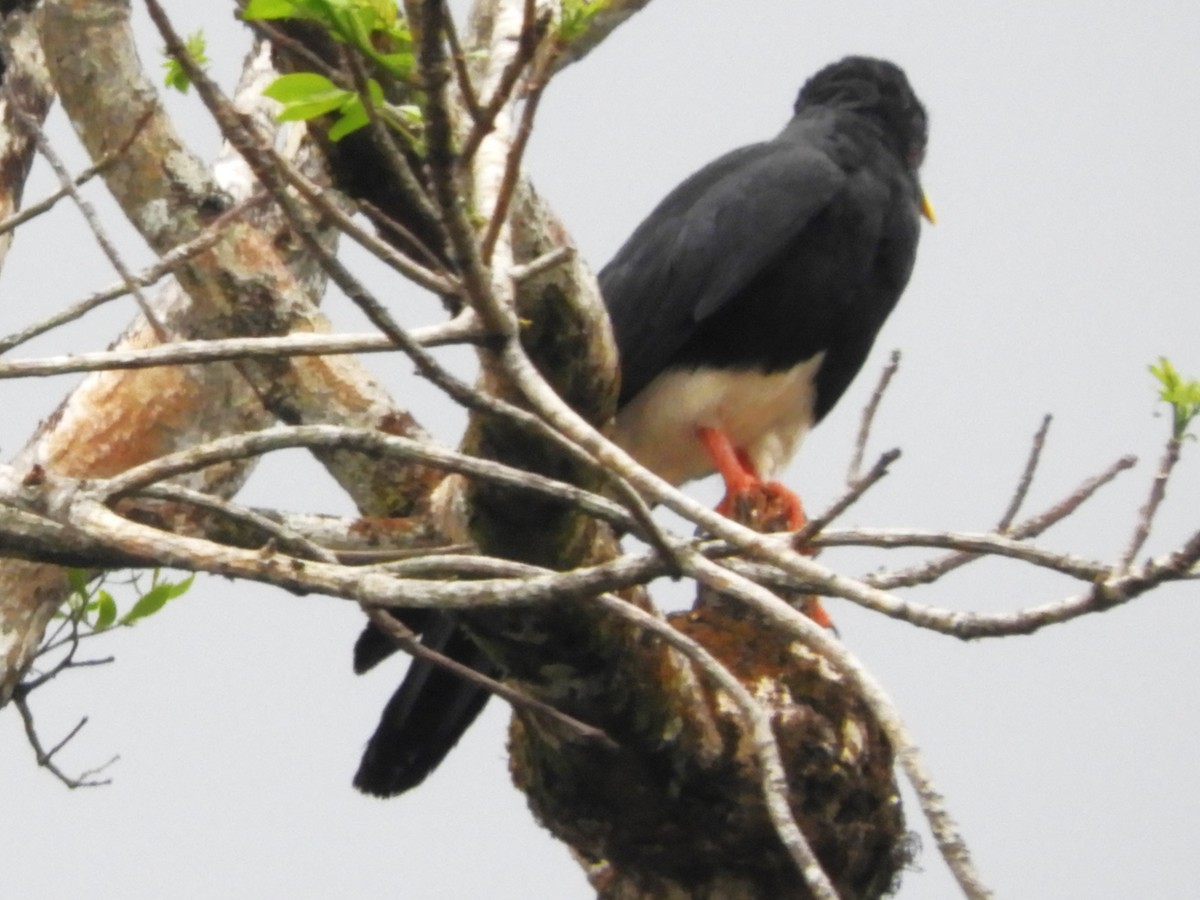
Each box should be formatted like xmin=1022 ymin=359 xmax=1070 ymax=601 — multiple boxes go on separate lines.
xmin=161 ymin=30 xmax=209 ymax=93
xmin=1150 ymin=357 xmax=1200 ymax=440
xmin=243 ymin=0 xmax=415 ymax=78
xmin=59 ymin=568 xmax=195 ymax=633
xmin=244 ymin=0 xmax=422 ymax=142
xmin=558 ymin=0 xmax=607 ymax=44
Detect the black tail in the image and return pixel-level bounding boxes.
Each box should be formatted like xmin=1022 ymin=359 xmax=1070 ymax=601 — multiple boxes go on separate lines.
xmin=352 ymin=612 xmax=495 ymax=797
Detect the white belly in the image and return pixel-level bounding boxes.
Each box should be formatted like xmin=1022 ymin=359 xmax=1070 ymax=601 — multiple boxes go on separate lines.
xmin=610 ymin=354 xmax=824 ymax=486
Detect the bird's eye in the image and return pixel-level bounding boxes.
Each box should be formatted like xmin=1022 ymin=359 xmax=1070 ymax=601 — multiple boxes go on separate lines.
xmin=907 ymin=144 xmax=925 ymax=169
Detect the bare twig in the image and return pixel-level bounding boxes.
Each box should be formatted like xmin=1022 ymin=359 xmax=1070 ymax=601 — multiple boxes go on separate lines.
xmin=0 ymin=319 xmax=484 ymax=380
xmin=1121 ymin=435 xmax=1183 ymax=571
xmin=13 ymin=106 xmax=170 ymax=342
xmin=479 ymin=47 xmax=548 ymax=263
xmin=443 ymin=9 xmax=483 ymax=120
xmin=361 ymin=604 xmax=618 ymax=750
xmin=242 ymin=18 xmax=343 ymax=83
xmin=272 ymin=157 xmax=457 ymax=296
xmin=0 ymin=195 xmax=272 ymax=358
xmin=509 ymin=244 xmax=574 ymax=282
xmin=458 ymin=0 xmax=544 ymax=166
xmin=0 ymin=102 xmax=153 ymax=239
xmin=870 ymin=453 xmax=1137 ymax=591
xmin=794 ymin=447 xmax=900 ymax=548
xmin=848 ymin=350 xmax=900 ymax=484
xmin=997 ymin=414 xmax=1052 ymax=532
xmin=12 ymin=692 xmax=116 ymax=789
xmin=0 ymin=155 xmax=109 ymax=237
xmin=821 ymin=527 xmax=1107 ymax=581
xmin=97 ymin=424 xmax=637 ymax=532
xmin=133 ymin=483 xmax=342 ymax=563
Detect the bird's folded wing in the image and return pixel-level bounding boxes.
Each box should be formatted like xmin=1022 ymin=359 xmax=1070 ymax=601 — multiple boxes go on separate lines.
xmin=601 ymin=131 xmax=845 ymax=401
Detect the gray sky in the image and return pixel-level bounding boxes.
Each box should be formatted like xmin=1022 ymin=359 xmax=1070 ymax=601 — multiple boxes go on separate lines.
xmin=4 ymin=2 xmax=1199 ymax=898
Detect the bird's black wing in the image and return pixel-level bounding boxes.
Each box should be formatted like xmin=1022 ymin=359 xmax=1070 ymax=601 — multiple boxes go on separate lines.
xmin=600 ymin=119 xmax=846 ymax=403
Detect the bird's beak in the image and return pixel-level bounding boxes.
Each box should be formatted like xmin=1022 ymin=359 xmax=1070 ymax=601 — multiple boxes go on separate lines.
xmin=920 ymin=192 xmax=937 ymax=224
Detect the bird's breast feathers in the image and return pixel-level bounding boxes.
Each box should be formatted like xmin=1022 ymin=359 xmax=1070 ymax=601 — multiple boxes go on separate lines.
xmin=610 ymin=354 xmax=825 ymax=487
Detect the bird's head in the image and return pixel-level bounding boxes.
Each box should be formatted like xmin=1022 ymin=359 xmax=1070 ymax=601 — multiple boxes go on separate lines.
xmin=796 ymin=57 xmax=929 ymax=168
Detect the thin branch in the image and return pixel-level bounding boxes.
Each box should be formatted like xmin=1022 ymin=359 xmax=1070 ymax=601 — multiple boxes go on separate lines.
xmin=870 ymin=453 xmax=1137 ymax=591
xmin=97 ymin=424 xmax=637 ymax=533
xmin=794 ymin=447 xmax=900 ymax=548
xmin=479 ymin=45 xmax=549 ymax=263
xmin=272 ymin=157 xmax=457 ymax=296
xmin=1121 ymin=434 xmax=1183 ymax=570
xmin=819 ymin=527 xmax=1107 ymax=582
xmin=12 ymin=692 xmax=116 ymax=789
xmin=0 ymin=154 xmax=109 ymax=237
xmin=0 ymin=195 xmax=271 ymax=357
xmin=357 ymin=197 xmax=449 ymax=273
xmin=12 ymin=105 xmax=170 ymax=343
xmin=545 ymin=0 xmax=658 ymax=74
xmin=361 ymin=604 xmax=618 ymax=750
xmin=133 ymin=483 xmax=341 ymax=564
xmin=0 ymin=102 xmax=153 ymax=239
xmin=458 ymin=0 xmax=543 ymax=166
xmin=242 ymin=17 xmax=344 ymax=83
xmin=0 ymin=319 xmax=484 ymax=380
xmin=509 ymin=244 xmax=574 ymax=282
xmin=443 ymin=9 xmax=483 ymax=120
xmin=996 ymin=414 xmax=1052 ymax=532
xmin=343 ymin=47 xmax=451 ymax=276
xmin=848 ymin=350 xmax=900 ymax=484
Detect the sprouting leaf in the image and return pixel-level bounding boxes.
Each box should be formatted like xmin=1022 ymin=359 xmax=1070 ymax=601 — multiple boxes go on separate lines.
xmin=559 ymin=0 xmax=607 ymax=44
xmin=1150 ymin=357 xmax=1200 ymax=440
xmin=162 ymin=30 xmax=209 ymax=94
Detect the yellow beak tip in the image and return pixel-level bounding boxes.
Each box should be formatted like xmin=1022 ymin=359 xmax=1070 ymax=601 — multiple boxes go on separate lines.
xmin=921 ymin=195 xmax=937 ymax=225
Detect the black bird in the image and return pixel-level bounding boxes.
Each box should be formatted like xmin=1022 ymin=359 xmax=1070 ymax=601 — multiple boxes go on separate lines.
xmin=353 ymin=55 xmax=932 ymax=797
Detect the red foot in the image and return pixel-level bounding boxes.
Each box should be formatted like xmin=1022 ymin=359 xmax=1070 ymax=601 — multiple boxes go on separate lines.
xmin=800 ymin=596 xmax=834 ymax=630
xmin=697 ymin=427 xmax=807 ymax=530
xmin=696 ymin=426 xmax=833 ymax=629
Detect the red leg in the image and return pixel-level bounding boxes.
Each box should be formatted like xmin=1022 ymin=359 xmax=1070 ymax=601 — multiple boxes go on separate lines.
xmin=734 ymin=447 xmax=760 ymax=480
xmin=696 ymin=426 xmax=807 ymax=531
xmin=695 ymin=427 xmax=831 ymax=627
xmin=696 ymin=426 xmax=758 ymax=496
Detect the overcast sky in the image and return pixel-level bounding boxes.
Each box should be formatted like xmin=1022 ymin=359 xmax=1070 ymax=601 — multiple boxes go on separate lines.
xmin=4 ymin=2 xmax=1200 ymax=898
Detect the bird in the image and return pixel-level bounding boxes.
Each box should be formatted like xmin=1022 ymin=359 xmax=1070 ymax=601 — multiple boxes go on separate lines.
xmin=605 ymin=55 xmax=932 ymax=529
xmin=352 ymin=55 xmax=932 ymax=798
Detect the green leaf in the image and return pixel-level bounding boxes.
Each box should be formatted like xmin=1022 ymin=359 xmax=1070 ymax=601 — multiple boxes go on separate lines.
xmin=66 ymin=567 xmax=91 ymax=596
xmin=327 ymin=98 xmax=370 ymax=140
xmin=1150 ymin=356 xmax=1200 ymax=440
xmin=559 ymin=0 xmax=607 ymax=43
xmin=242 ymin=0 xmax=300 ymax=19
xmin=264 ymin=73 xmax=355 ymax=121
xmin=162 ymin=30 xmax=209 ymax=94
xmin=93 ymin=592 xmax=118 ymax=631
xmin=119 ymin=573 xmax=194 ymax=626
